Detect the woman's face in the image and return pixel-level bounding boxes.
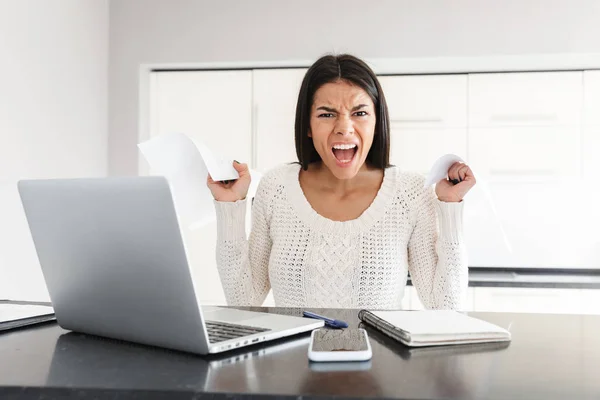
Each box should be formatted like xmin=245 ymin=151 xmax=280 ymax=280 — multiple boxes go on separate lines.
xmin=309 ymin=80 xmax=376 ymax=179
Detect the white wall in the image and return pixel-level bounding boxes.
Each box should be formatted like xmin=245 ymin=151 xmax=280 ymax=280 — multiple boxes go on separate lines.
xmin=0 ymin=0 xmax=108 ymax=300
xmin=108 ymin=0 xmax=600 ymax=176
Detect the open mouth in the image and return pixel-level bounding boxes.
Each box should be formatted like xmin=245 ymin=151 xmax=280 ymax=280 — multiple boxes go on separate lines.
xmin=331 ymin=143 xmax=358 ymax=166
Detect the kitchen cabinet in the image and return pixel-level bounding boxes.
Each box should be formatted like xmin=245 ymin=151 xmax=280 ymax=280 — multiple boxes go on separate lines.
xmin=584 ymin=70 xmax=600 ymax=125
xmin=468 ymin=71 xmax=582 ymax=128
xmin=379 ymin=75 xmax=468 ymax=173
xmin=379 ymin=75 xmax=468 ymax=129
xmin=147 ymin=67 xmax=600 ymax=307
xmin=253 ymin=68 xmax=307 ymax=172
xmin=472 ymin=287 xmax=583 ymax=314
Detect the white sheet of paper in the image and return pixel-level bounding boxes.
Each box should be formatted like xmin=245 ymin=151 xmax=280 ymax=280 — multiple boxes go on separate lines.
xmin=424 ymin=154 xmax=512 ymax=253
xmin=194 ymin=140 xmax=239 ymax=182
xmin=424 ymin=153 xmax=464 ymax=187
xmin=138 ymin=133 xmax=260 ymax=230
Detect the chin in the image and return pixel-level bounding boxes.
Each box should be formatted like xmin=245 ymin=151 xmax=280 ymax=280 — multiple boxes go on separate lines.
xmin=325 ymin=152 xmax=364 ymax=180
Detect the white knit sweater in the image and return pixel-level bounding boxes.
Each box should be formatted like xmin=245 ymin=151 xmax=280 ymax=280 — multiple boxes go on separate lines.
xmin=214 ymin=163 xmax=468 ymax=310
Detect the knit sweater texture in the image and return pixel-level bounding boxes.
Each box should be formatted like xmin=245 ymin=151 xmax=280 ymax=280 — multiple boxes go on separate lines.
xmin=214 ymin=163 xmax=468 ymax=309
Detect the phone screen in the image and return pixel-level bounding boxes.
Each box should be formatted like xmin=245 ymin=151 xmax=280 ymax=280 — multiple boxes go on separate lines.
xmin=311 ymin=329 xmax=368 ymax=352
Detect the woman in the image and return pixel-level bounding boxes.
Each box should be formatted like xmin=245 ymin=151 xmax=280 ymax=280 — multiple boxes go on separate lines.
xmin=207 ymin=54 xmax=475 ymax=310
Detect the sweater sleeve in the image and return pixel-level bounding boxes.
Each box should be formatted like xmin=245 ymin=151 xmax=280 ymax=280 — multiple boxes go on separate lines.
xmin=213 ymin=176 xmax=274 ymax=306
xmin=406 ymin=176 xmax=469 ymax=310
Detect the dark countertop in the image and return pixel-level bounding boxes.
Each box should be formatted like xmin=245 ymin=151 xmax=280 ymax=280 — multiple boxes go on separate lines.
xmin=1 ymin=307 xmax=599 ymax=399
xmin=406 ymin=267 xmax=600 ymax=289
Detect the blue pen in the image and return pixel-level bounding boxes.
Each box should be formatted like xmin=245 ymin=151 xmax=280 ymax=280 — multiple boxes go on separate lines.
xmin=302 ymin=311 xmax=348 ymax=329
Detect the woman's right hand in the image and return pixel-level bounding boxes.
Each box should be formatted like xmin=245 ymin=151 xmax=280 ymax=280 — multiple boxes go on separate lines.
xmin=207 ymin=161 xmax=251 ymax=202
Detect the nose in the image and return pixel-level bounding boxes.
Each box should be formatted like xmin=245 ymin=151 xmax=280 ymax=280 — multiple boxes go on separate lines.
xmin=335 ymin=114 xmax=354 ymax=136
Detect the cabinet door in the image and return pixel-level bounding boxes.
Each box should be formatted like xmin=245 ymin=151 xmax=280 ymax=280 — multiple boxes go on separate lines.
xmin=583 ymin=125 xmax=600 ymax=179
xmin=253 ymin=69 xmax=307 ymax=172
xmin=469 ymin=71 xmax=582 ymax=128
xmin=584 ymin=70 xmax=600 ymax=126
xmin=389 ymin=127 xmax=467 ymax=174
xmin=150 ymin=71 xmax=253 ymax=166
xmin=581 ymin=72 xmax=600 ymax=262
xmin=472 ymin=287 xmax=583 ymax=314
xmin=149 ymin=70 xmax=253 ymax=305
xmin=583 ymin=71 xmax=600 ymax=178
xmin=379 ymin=75 xmax=468 ymax=129
xmin=580 ymin=290 xmax=600 ymax=315
xmin=583 ymin=314 xmax=600 ymax=393
xmin=466 ymin=179 xmax=600 ymax=269
xmin=468 ymin=126 xmax=581 ymax=181
xmin=379 ymin=75 xmax=468 ymax=173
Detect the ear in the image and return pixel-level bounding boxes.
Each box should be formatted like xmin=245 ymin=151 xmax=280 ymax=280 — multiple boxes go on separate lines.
xmin=308 ymin=129 xmax=312 ymax=138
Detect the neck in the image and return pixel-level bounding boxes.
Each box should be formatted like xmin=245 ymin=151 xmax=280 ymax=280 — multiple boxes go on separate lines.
xmin=308 ymin=161 xmax=381 ymax=195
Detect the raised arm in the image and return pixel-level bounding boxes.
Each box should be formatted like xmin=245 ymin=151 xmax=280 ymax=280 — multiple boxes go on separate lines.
xmin=209 ymin=162 xmax=273 ymax=306
xmin=407 ymin=182 xmax=468 ymax=309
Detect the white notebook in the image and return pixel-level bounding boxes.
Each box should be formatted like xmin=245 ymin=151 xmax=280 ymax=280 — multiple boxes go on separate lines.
xmin=358 ymin=310 xmax=511 ymax=347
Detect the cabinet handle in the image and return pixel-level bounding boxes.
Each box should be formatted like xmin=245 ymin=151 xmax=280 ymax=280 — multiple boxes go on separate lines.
xmin=489 ymin=169 xmax=555 ymax=176
xmin=487 ymin=292 xmax=562 ymax=298
xmin=391 ymin=117 xmax=443 ymax=124
xmin=489 ymin=113 xmax=558 ymax=123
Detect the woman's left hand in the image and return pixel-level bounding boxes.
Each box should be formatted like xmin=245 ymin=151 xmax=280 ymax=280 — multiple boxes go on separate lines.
xmin=435 ymin=162 xmax=476 ymax=202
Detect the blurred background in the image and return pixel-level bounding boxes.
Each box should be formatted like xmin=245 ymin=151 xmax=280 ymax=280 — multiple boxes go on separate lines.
xmin=1 ymin=0 xmax=599 ymax=314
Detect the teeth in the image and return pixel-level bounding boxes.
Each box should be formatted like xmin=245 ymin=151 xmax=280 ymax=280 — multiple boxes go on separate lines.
xmin=332 ymin=144 xmax=357 ymax=150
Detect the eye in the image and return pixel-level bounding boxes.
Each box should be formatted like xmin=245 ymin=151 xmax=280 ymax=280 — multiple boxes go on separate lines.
xmin=318 ymin=113 xmax=334 ymax=118
xmin=354 ymin=111 xmax=368 ymax=117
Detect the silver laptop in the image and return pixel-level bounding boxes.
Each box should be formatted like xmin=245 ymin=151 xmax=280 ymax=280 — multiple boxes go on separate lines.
xmin=17 ymin=176 xmax=323 ymax=355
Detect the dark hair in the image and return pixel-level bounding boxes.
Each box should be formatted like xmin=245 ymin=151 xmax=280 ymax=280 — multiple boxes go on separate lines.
xmin=294 ymin=54 xmax=391 ymax=170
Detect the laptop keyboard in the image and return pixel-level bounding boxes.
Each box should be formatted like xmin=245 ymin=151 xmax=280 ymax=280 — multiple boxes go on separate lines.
xmin=205 ymin=320 xmax=270 ymax=343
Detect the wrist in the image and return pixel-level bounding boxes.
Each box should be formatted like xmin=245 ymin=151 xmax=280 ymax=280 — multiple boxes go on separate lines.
xmin=437 ymin=196 xmax=462 ymax=203
xmin=214 ymin=194 xmax=245 ymax=203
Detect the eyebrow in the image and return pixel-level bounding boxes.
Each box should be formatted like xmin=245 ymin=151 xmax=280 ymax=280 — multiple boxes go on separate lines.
xmin=316 ymin=104 xmax=370 ymax=113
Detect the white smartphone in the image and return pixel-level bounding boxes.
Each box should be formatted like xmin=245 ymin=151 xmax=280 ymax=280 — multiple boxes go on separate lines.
xmin=307 ymin=328 xmax=372 ymax=362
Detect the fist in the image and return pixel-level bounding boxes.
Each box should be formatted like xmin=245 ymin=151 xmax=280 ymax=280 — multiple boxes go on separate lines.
xmin=435 ymin=162 xmax=476 ymax=202
xmin=207 ymin=161 xmax=251 ymax=202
